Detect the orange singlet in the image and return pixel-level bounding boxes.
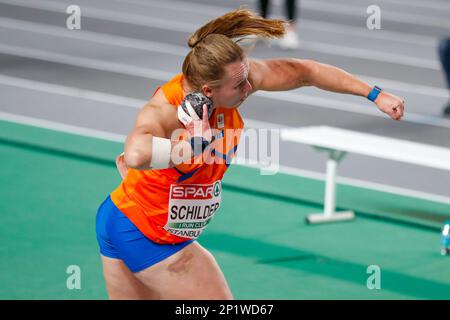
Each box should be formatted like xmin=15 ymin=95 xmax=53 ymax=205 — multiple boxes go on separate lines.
xmin=110 ymin=74 xmax=244 ymax=244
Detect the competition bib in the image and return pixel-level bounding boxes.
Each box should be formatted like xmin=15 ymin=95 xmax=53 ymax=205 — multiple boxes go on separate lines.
xmin=164 ymin=181 xmax=222 ymax=239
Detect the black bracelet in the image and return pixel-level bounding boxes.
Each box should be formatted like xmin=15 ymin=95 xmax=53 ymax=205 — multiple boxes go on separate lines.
xmin=189 ymin=136 xmax=210 ymax=156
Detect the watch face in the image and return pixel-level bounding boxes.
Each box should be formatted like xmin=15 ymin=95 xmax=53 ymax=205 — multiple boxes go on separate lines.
xmin=368 ymin=86 xmax=381 ymax=101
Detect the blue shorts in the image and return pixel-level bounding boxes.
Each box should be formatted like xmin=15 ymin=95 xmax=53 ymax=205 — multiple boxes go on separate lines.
xmin=95 ymin=195 xmax=195 ymax=273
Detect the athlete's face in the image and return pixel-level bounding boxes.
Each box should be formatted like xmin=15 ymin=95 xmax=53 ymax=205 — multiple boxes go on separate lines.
xmin=202 ymin=59 xmax=252 ymax=108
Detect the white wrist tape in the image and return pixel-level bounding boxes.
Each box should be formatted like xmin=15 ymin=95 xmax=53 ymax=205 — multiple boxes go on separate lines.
xmin=150 ymin=136 xmax=172 ymax=169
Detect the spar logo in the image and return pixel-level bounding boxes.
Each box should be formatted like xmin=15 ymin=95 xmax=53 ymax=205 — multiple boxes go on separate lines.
xmin=171 ymin=181 xmax=221 ymax=200
xmin=213 ymin=181 xmax=221 ymax=197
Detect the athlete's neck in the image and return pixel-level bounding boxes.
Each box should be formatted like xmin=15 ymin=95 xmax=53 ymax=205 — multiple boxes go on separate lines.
xmin=181 ymin=78 xmax=194 ymax=96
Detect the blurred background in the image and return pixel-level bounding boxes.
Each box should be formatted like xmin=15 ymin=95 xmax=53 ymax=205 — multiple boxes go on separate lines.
xmin=1 ymin=0 xmax=450 ymax=299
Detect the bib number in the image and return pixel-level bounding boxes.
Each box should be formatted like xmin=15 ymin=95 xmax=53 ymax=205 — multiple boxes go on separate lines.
xmin=164 ymin=181 xmax=221 ymax=239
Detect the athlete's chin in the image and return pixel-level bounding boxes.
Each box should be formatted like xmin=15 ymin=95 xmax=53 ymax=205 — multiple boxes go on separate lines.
xmin=222 ymin=102 xmax=243 ymax=109
xmin=234 ymin=98 xmax=246 ymax=108
xmin=220 ymin=97 xmax=246 ymax=108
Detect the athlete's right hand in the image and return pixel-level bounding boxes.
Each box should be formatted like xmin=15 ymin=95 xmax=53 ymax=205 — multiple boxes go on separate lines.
xmin=184 ymin=104 xmax=213 ymax=143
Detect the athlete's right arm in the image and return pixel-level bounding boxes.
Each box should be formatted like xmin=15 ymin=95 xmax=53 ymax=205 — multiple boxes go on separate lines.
xmin=123 ymin=102 xmax=192 ymax=170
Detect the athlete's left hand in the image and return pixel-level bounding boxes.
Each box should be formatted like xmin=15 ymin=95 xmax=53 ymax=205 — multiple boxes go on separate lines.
xmin=374 ymin=91 xmax=405 ymax=121
xmin=115 ymin=152 xmax=128 ymax=179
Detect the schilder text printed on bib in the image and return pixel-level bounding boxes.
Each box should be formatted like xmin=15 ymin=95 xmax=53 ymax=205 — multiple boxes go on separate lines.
xmin=164 ymin=181 xmax=221 ymax=239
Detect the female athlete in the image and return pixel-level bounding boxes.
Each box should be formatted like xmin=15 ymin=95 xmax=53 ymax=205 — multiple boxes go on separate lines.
xmin=96 ymin=8 xmax=405 ymax=300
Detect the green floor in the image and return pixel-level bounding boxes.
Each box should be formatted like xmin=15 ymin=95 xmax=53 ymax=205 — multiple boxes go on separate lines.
xmin=1 ymin=120 xmax=449 ymax=299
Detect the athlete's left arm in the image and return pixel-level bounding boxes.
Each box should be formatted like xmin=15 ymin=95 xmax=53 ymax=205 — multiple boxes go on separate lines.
xmin=248 ymin=58 xmax=404 ymax=121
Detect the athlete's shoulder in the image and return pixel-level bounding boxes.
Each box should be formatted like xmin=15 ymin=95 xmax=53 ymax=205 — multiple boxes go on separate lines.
xmin=136 ymin=99 xmax=180 ymax=136
xmin=247 ymin=58 xmax=268 ymax=94
xmin=146 ymin=72 xmax=184 ymax=119
xmin=160 ymin=73 xmax=184 ymax=106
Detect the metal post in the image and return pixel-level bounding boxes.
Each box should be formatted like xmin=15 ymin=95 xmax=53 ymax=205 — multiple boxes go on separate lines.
xmin=306 ymin=149 xmax=355 ymax=224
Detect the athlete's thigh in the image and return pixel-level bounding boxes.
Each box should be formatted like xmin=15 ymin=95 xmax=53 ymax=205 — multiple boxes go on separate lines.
xmin=101 ymin=255 xmax=159 ymax=300
xmin=134 ymin=242 xmax=233 ymax=300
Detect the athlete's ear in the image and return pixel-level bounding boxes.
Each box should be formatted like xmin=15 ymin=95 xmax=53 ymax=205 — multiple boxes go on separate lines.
xmin=201 ymin=84 xmax=213 ymax=98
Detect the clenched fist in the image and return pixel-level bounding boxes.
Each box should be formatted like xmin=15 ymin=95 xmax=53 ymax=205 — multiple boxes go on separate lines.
xmin=374 ymin=91 xmax=405 ymax=121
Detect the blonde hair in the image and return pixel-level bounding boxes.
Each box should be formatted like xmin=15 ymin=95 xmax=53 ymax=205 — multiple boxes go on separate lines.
xmin=182 ymin=8 xmax=286 ymax=91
